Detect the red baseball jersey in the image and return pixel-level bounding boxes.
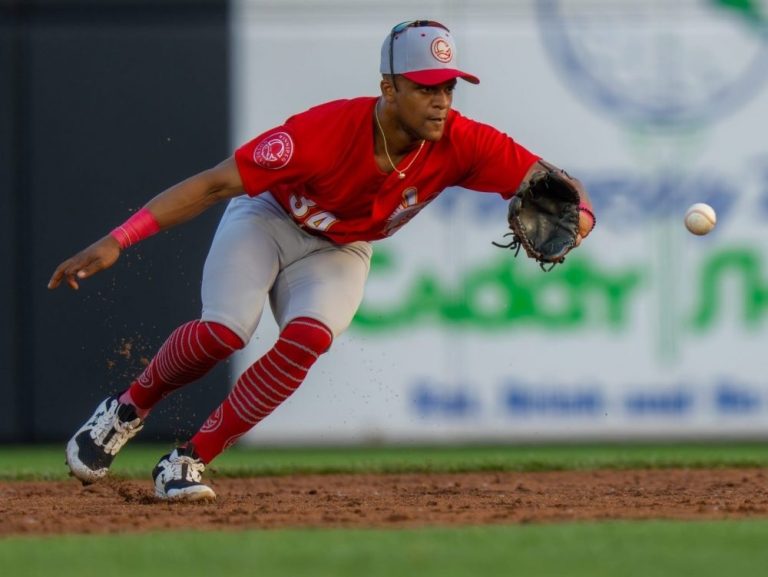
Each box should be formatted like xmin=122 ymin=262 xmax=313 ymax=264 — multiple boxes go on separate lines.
xmin=234 ymin=97 xmax=539 ymax=243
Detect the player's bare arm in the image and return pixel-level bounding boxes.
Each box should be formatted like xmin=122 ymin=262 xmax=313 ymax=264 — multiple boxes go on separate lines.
xmin=143 ymin=156 xmax=244 ymax=228
xmin=521 ymin=159 xmax=595 ymax=246
xmin=48 ymin=156 xmax=244 ymax=291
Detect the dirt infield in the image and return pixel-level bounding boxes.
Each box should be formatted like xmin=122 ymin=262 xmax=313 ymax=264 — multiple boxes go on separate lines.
xmin=2 ymin=468 xmax=768 ymax=535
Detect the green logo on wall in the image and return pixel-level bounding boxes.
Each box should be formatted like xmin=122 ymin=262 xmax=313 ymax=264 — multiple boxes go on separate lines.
xmin=353 ymin=247 xmax=768 ymax=333
xmin=354 ymin=249 xmax=644 ymax=331
xmin=692 ymin=248 xmax=768 ymax=329
xmin=714 ymin=0 xmax=767 ymax=26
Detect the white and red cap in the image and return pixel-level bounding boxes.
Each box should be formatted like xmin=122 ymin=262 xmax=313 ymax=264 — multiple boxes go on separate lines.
xmin=380 ymin=21 xmax=480 ymax=86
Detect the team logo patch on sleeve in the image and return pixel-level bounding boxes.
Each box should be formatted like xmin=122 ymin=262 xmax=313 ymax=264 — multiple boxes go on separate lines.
xmin=253 ymin=132 xmax=294 ymax=169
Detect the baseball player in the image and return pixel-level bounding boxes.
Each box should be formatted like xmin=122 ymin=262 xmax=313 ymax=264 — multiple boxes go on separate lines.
xmin=48 ymin=20 xmax=595 ymax=501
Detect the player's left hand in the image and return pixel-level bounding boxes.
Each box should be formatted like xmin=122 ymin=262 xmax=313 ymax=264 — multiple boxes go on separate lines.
xmin=574 ymin=210 xmax=594 ymax=248
xmin=47 ymin=235 xmax=122 ymax=290
xmin=552 ymin=174 xmax=595 ymax=251
xmin=575 ymin=184 xmax=595 ymax=243
xmin=493 ymin=168 xmax=582 ymax=270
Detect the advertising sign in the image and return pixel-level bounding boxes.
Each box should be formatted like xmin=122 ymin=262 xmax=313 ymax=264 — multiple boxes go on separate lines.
xmin=232 ymin=0 xmax=768 ymax=443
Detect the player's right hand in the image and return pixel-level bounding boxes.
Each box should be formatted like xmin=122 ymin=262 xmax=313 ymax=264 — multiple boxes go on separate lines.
xmin=47 ymin=235 xmax=122 ymax=291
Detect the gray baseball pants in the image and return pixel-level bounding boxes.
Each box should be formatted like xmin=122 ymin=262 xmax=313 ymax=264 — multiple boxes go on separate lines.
xmin=200 ymin=193 xmax=373 ymax=343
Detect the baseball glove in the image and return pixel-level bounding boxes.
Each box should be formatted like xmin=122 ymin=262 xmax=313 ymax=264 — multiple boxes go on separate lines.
xmin=493 ymin=169 xmax=581 ymax=271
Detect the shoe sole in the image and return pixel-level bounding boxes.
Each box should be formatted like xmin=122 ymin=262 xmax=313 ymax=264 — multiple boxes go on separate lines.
xmin=65 ymin=437 xmax=108 ymax=484
xmin=156 ymin=487 xmax=217 ymax=502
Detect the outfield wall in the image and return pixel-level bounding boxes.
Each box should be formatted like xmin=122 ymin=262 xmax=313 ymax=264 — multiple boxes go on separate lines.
xmin=232 ymin=0 xmax=768 ymax=443
xmin=3 ymin=0 xmax=767 ymax=444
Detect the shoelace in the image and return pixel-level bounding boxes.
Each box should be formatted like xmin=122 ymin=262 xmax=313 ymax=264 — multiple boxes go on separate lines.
xmin=167 ymin=454 xmax=206 ymax=483
xmin=89 ymin=402 xmax=143 ymax=455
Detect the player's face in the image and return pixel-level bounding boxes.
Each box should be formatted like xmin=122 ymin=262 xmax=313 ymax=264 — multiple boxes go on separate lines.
xmin=393 ymin=78 xmax=456 ymax=142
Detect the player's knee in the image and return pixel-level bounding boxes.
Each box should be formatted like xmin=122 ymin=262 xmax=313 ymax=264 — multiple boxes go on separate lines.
xmin=281 ymin=317 xmax=334 ymax=358
xmin=198 ymin=320 xmax=246 ymax=358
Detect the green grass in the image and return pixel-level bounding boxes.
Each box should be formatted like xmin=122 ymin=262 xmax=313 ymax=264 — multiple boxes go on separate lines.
xmin=1 ymin=442 xmax=768 ymax=480
xmin=2 ymin=444 xmax=767 ymax=576
xmin=2 ymin=520 xmax=768 ymax=577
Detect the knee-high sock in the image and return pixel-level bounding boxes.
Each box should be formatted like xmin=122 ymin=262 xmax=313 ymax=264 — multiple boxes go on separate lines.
xmin=190 ymin=317 xmax=333 ymax=463
xmin=121 ymin=320 xmax=244 ymax=416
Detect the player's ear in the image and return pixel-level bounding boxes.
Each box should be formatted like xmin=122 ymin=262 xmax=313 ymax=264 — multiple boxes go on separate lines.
xmin=380 ymin=76 xmax=396 ymax=102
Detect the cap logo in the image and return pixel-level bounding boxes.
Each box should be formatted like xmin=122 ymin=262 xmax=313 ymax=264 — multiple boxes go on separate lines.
xmin=431 ymin=37 xmax=453 ymax=63
xmin=254 ymin=131 xmax=294 ymax=169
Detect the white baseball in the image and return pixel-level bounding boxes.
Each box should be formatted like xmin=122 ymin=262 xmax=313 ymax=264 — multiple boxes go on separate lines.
xmin=684 ymin=203 xmax=716 ymax=236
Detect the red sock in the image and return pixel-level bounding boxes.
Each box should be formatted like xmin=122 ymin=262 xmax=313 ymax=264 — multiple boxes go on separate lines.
xmin=121 ymin=320 xmax=244 ymax=417
xmin=190 ymin=317 xmax=333 ymax=463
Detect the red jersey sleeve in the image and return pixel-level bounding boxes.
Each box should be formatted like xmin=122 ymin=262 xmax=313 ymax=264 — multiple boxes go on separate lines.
xmin=234 ymin=125 xmax=312 ymax=196
xmin=451 ymin=114 xmax=540 ymax=199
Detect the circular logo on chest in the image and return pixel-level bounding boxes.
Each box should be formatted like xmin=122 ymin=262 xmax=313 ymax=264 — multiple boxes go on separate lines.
xmin=253 ymin=132 xmax=294 ymax=169
xmin=431 ymin=38 xmax=453 ymax=63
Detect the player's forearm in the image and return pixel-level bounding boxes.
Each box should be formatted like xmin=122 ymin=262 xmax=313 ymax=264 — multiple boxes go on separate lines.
xmin=144 ymin=174 xmax=235 ymax=230
xmin=111 ymin=157 xmax=244 ymax=249
xmin=145 ymin=159 xmax=244 ymax=230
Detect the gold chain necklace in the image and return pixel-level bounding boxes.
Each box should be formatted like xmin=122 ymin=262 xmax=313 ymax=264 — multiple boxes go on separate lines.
xmin=374 ymin=102 xmax=425 ymax=180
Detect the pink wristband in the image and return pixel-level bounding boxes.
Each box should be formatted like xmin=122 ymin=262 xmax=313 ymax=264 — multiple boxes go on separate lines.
xmin=578 ymin=203 xmax=596 ymax=234
xmin=110 ymin=207 xmax=161 ymax=249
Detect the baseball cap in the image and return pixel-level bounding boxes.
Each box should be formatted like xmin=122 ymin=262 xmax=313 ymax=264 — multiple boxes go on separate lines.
xmin=380 ymin=20 xmax=480 ymax=86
